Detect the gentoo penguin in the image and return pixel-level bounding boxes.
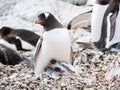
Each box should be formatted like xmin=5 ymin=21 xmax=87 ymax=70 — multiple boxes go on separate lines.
xmin=91 ymin=0 xmax=110 ymax=49
xmin=67 ymin=11 xmax=92 ymax=30
xmin=104 ymin=0 xmax=120 ymax=49
xmin=33 ymin=12 xmax=72 ymax=75
xmin=45 ymin=59 xmax=76 ymax=76
xmin=0 ymin=26 xmax=40 ymax=51
xmin=0 ymin=44 xmax=22 ymax=65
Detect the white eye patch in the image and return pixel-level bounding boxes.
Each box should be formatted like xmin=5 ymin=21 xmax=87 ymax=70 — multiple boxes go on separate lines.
xmin=44 ymin=12 xmax=50 ymax=18
xmin=16 ymin=36 xmax=20 ymax=39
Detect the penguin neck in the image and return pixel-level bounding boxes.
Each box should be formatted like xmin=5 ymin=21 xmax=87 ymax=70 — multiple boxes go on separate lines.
xmin=43 ymin=18 xmax=63 ymax=31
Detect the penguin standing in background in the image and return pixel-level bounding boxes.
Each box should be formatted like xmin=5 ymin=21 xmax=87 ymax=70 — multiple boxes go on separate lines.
xmin=94 ymin=0 xmax=120 ymax=51
xmin=0 ymin=26 xmax=40 ymax=51
xmin=105 ymin=0 xmax=120 ymax=49
xmin=91 ymin=0 xmax=110 ymax=49
xmin=34 ymin=12 xmax=72 ymax=75
xmin=0 ymin=44 xmax=22 ymax=65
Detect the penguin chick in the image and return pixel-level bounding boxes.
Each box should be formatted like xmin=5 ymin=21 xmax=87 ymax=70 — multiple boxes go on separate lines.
xmin=34 ymin=12 xmax=72 ymax=75
xmin=44 ymin=59 xmax=63 ymax=76
xmin=0 ymin=26 xmax=40 ymax=51
xmin=47 ymin=59 xmax=57 ymax=67
xmin=45 ymin=59 xmax=76 ymax=76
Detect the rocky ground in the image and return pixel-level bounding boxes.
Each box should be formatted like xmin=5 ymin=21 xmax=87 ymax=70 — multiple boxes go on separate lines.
xmin=0 ymin=40 xmax=120 ymax=90
xmin=0 ymin=0 xmax=120 ymax=90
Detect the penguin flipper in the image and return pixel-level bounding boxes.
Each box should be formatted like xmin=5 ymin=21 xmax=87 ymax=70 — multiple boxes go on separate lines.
xmin=33 ymin=37 xmax=43 ymax=65
xmin=109 ymin=11 xmax=118 ymax=41
xmin=12 ymin=38 xmax=31 ymax=51
xmin=67 ymin=11 xmax=92 ymax=30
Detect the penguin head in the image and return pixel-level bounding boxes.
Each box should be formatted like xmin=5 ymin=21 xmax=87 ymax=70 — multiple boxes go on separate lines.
xmin=0 ymin=26 xmax=13 ymax=38
xmin=54 ymin=67 xmax=65 ymax=73
xmin=47 ymin=59 xmax=57 ymax=67
xmin=0 ymin=27 xmax=18 ymax=47
xmin=35 ymin=12 xmax=53 ymax=26
xmin=35 ymin=12 xmax=63 ymax=31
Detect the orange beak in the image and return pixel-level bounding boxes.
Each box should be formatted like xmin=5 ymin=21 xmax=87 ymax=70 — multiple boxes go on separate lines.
xmin=47 ymin=63 xmax=52 ymax=67
xmin=35 ymin=20 xmax=43 ymax=24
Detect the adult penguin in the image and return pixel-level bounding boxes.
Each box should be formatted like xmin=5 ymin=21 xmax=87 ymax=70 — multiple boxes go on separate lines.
xmin=105 ymin=0 xmax=120 ymax=49
xmin=0 ymin=26 xmax=40 ymax=51
xmin=91 ymin=0 xmax=110 ymax=49
xmin=33 ymin=12 xmax=72 ymax=75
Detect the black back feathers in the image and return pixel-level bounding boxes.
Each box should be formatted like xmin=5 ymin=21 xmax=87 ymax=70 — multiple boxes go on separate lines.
xmin=0 ymin=44 xmax=22 ymax=65
xmin=0 ymin=26 xmax=40 ymax=51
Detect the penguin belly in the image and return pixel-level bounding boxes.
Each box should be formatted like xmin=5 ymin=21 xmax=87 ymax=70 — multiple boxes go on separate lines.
xmin=91 ymin=4 xmax=109 ymax=42
xmin=34 ymin=28 xmax=71 ymax=75
xmin=106 ymin=7 xmax=120 ymax=48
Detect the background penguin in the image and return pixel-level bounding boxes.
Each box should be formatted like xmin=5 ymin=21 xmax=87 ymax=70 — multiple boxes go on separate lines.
xmin=104 ymin=0 xmax=120 ymax=49
xmin=0 ymin=26 xmax=40 ymax=51
xmin=33 ymin=12 xmax=72 ymax=75
xmin=0 ymin=44 xmax=22 ymax=65
xmin=91 ymin=0 xmax=110 ymax=49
